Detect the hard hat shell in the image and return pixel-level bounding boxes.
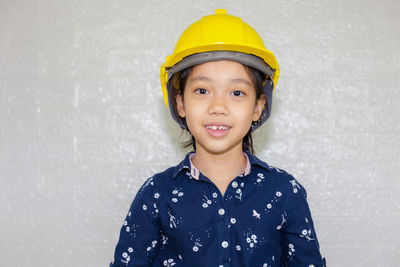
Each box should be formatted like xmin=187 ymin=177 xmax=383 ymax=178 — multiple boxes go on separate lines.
xmin=160 ymin=9 xmax=279 ymax=131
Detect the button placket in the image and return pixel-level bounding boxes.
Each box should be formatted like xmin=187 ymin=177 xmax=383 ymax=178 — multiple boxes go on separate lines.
xmin=224 ymin=179 xmax=240 ymax=201
xmin=216 ymin=188 xmax=231 ymax=266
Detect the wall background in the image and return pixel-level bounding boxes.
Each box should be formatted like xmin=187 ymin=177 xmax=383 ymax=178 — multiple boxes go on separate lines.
xmin=1 ymin=0 xmax=399 ymax=266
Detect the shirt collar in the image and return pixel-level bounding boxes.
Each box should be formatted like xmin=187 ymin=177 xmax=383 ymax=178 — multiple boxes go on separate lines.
xmin=172 ymin=153 xmax=192 ymax=179
xmin=172 ymin=151 xmax=271 ymax=180
xmin=244 ymin=150 xmax=272 ymax=172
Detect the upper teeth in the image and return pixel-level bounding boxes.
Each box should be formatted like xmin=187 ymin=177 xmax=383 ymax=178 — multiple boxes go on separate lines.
xmin=207 ymin=125 xmax=229 ymax=130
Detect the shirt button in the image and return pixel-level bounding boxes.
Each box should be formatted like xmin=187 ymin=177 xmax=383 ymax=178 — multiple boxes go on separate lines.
xmin=221 ymin=241 xmax=229 ymax=248
xmin=218 ymin=208 xmax=225 ymax=215
xmin=232 ymin=181 xmax=238 ymax=188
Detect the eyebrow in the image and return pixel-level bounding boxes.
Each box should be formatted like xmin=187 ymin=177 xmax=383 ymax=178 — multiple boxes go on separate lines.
xmin=188 ymin=76 xmax=252 ymax=86
xmin=230 ymin=78 xmax=252 ymax=86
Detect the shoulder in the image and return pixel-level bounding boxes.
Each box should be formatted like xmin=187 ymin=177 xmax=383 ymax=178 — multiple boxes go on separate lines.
xmin=135 ymin=152 xmax=191 ymax=197
xmin=249 ymin=153 xmax=307 ymax=197
xmin=136 ymin=166 xmax=176 ymax=196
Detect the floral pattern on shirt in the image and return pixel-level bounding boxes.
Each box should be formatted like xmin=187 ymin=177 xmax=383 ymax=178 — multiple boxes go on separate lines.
xmin=111 ymin=152 xmax=326 ymax=267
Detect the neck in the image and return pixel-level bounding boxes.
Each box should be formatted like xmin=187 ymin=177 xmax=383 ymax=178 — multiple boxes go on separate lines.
xmin=191 ymin=145 xmax=246 ymax=182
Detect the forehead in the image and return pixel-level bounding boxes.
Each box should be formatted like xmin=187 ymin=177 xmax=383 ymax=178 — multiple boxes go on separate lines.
xmin=189 ymin=60 xmax=251 ymax=80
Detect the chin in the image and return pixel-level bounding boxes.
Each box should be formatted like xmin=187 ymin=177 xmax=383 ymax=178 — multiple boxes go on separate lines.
xmin=197 ymin=141 xmax=243 ymax=155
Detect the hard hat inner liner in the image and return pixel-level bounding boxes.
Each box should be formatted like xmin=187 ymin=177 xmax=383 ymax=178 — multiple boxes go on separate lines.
xmin=166 ymin=51 xmax=274 ymax=82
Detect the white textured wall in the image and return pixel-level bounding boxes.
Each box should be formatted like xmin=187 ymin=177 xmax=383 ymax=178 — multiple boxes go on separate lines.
xmin=1 ymin=0 xmax=399 ymax=266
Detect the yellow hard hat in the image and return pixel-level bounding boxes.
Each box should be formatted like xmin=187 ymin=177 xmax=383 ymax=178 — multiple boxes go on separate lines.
xmin=160 ymin=9 xmax=280 ymax=130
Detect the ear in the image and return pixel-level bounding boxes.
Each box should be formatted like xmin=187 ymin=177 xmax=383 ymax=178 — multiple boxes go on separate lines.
xmin=176 ymin=93 xmax=186 ymax=118
xmin=252 ymin=94 xmax=266 ymax=122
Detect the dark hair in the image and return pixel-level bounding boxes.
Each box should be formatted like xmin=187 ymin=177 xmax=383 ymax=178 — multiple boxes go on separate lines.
xmin=167 ymin=64 xmax=266 ymax=154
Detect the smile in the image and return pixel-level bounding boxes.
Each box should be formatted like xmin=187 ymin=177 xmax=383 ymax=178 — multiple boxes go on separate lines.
xmin=204 ymin=124 xmax=231 ymax=137
xmin=205 ymin=125 xmax=230 ymax=130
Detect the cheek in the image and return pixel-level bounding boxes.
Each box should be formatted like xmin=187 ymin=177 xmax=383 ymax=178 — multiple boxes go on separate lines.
xmin=231 ymin=108 xmax=254 ymax=129
xmin=182 ymin=105 xmax=200 ymax=126
xmin=183 ymin=98 xmax=205 ymax=114
xmin=237 ymin=102 xmax=257 ymax=118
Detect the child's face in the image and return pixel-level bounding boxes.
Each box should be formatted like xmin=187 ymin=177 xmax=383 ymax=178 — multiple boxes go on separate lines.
xmin=176 ymin=60 xmax=266 ymax=155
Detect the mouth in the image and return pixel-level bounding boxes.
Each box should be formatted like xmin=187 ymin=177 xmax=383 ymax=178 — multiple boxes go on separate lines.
xmin=204 ymin=123 xmax=231 ymax=137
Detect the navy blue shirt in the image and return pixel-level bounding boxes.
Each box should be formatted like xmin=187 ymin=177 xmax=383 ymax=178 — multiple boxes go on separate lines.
xmin=111 ymin=152 xmax=325 ymax=267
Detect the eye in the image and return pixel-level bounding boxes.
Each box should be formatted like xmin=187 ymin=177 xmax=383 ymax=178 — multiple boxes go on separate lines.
xmin=194 ymin=88 xmax=209 ymax=95
xmin=231 ymin=90 xmax=245 ymax=97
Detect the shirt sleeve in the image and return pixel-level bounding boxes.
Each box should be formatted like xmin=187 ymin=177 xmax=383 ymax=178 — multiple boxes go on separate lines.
xmin=281 ymin=175 xmax=326 ymax=267
xmin=110 ymin=177 xmax=162 ymax=267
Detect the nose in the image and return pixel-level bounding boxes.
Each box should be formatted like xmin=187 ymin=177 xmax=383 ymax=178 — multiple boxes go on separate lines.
xmin=208 ymin=94 xmax=229 ymax=116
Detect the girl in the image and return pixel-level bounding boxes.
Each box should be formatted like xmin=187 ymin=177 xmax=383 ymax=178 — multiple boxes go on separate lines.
xmin=111 ymin=9 xmax=325 ymax=267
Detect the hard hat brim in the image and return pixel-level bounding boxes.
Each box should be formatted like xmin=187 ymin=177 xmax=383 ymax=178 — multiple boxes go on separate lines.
xmin=166 ymin=51 xmax=274 ymax=83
